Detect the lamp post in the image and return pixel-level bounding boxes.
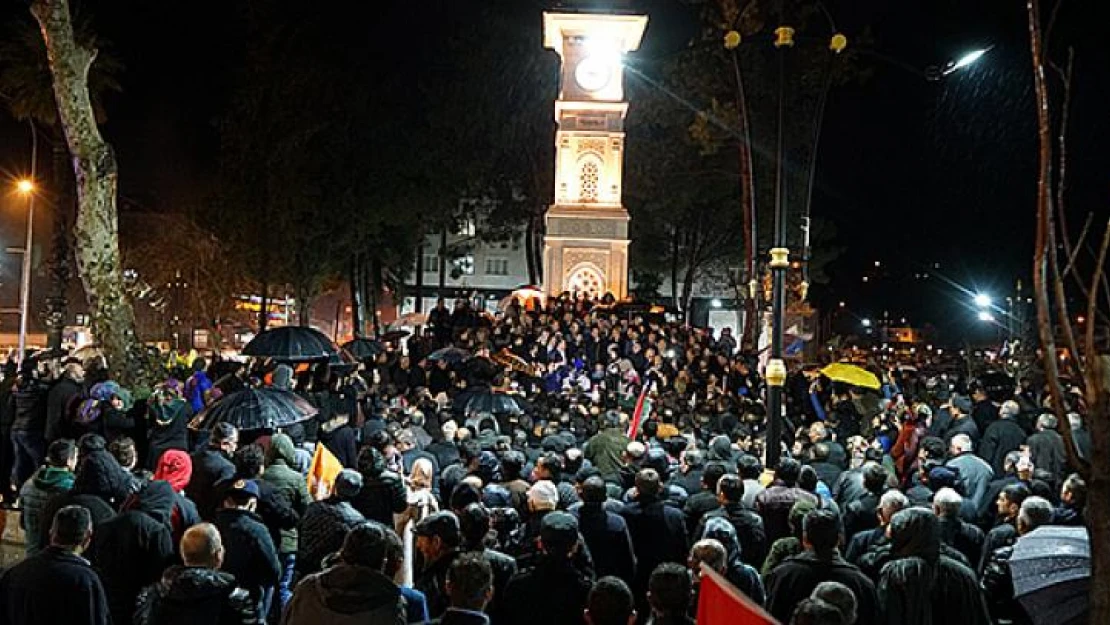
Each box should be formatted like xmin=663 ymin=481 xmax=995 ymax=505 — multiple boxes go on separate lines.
xmin=15 ymin=178 xmax=36 ymax=366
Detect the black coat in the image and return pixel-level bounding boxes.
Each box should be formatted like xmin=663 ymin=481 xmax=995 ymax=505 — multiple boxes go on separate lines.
xmin=844 ymin=526 xmax=886 ymax=565
xmin=87 ymin=480 xmax=176 ymax=625
xmin=937 ymin=516 xmax=985 ymax=570
xmin=573 ymin=503 xmax=637 ymax=582
xmin=842 ymin=492 xmax=882 ymax=542
xmin=620 ymin=496 xmax=688 ymax=596
xmin=764 ymin=551 xmax=880 ymax=625
xmin=0 ymin=546 xmax=111 ymax=625
xmin=213 ymin=508 xmax=282 ymax=604
xmin=501 ymin=559 xmax=594 ymax=625
xmin=694 ymin=502 xmax=768 ymax=568
xmin=683 ymin=490 xmax=720 ymax=535
xmin=46 ymin=376 xmax=82 ymax=441
xmin=978 ymin=419 xmax=1027 ymax=476
xmin=351 ymin=455 xmax=408 ymax=527
xmin=38 ymin=491 xmax=117 ymax=551
xmin=1026 ymin=429 xmax=1067 ymax=483
xmin=187 ymin=448 xmax=236 ymax=520
xmin=135 ymin=565 xmax=256 ymax=625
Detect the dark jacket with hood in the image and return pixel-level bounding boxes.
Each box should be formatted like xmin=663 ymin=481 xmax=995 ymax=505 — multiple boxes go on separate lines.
xmin=877 ymin=509 xmax=991 ymax=625
xmin=297 ymin=496 xmax=366 ymax=578
xmin=188 ymin=446 xmax=236 ymax=520
xmin=213 ymin=506 xmax=282 ymax=606
xmin=18 ymin=465 xmax=74 ymax=555
xmin=700 ymin=516 xmax=766 ymax=606
xmin=283 ymin=563 xmax=406 ymax=625
xmin=978 ymin=418 xmax=1027 ymax=476
xmin=135 ymin=565 xmax=256 ymax=625
xmin=87 ymin=480 xmax=177 ymax=625
xmin=572 ymin=500 xmax=637 ymax=582
xmin=350 ymin=447 xmax=407 ymax=526
xmin=146 ymin=396 xmax=191 ymax=469
xmin=262 ymin=433 xmax=312 ymax=554
xmin=764 ymin=550 xmax=880 ymax=625
xmin=695 ymin=500 xmax=768 ymax=568
xmin=38 ymin=451 xmax=130 ymax=548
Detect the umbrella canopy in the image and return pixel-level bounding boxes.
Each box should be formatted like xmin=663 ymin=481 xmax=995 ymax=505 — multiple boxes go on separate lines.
xmin=342 ymin=338 xmax=385 ymax=361
xmin=465 ymin=391 xmax=525 ymax=416
xmin=820 ymin=363 xmax=881 ymax=390
xmin=1012 ymin=526 xmax=1090 ymax=625
xmin=379 ymin=329 xmax=411 ymax=343
xmin=189 ymin=387 xmax=318 ymax=432
xmin=391 ymin=312 xmax=428 ymax=328
xmin=242 ymin=326 xmax=337 ymax=362
xmin=427 ymin=346 xmax=470 ymax=365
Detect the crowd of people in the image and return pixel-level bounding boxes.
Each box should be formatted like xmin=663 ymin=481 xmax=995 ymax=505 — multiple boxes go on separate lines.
xmin=0 ymin=293 xmax=1093 ymax=625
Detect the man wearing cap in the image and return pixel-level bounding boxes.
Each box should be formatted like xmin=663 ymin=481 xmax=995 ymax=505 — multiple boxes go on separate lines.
xmin=283 ymin=522 xmax=408 ymax=624
xmin=0 ymin=505 xmax=110 ymax=625
xmin=502 ymin=511 xmax=594 ymax=625
xmin=414 ymin=510 xmax=464 ymax=618
xmin=214 ymin=477 xmax=281 ymax=620
xmin=297 ymin=468 xmax=366 ymax=579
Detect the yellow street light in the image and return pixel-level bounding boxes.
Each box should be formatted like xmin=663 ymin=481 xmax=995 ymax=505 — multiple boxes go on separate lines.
xmin=16 ymin=179 xmax=34 ymax=194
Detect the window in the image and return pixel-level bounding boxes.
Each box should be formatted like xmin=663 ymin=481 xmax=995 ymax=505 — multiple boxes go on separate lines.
xmin=453 ymin=255 xmax=475 ymax=276
xmin=485 ymin=257 xmax=509 ymax=276
xmin=422 ymin=254 xmax=438 ymax=273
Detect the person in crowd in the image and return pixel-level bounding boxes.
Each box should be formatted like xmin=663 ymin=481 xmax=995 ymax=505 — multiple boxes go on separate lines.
xmin=152 ymin=448 xmax=201 ymax=546
xmin=433 ymin=553 xmax=495 ymax=625
xmin=45 ymin=361 xmax=83 ymax=443
xmin=738 ymin=454 xmax=766 ymax=509
xmin=945 ymin=434 xmax=994 ymax=514
xmin=457 ymin=503 xmax=517 ymax=622
xmin=697 ymin=519 xmax=765 ymax=605
xmin=585 ymin=410 xmax=631 ymax=483
xmin=841 ymin=464 xmax=890 ymax=542
xmin=1026 ymin=413 xmax=1067 ymax=484
xmin=982 ymin=496 xmax=1057 ymax=625
xmin=585 ymin=576 xmax=637 ymax=625
xmin=135 ymin=523 xmax=256 ymax=625
xmin=978 ymin=401 xmax=1027 ymax=476
xmin=764 ymin=509 xmax=879 ymax=625
xmin=282 ymin=521 xmax=408 ymax=624
xmin=762 ymin=499 xmax=817 ymax=575
xmin=694 ymin=472 xmax=766 ymax=568
xmin=756 ymin=457 xmax=819 ymax=544
xmin=37 ymin=436 xmax=129 ymax=548
xmin=790 ymin=598 xmax=849 ymax=625
xmin=501 ymin=511 xmax=594 ymax=625
xmin=877 ymin=508 xmax=990 ymax=625
xmin=185 ymin=358 xmax=214 ymax=414
xmin=844 ymin=490 xmax=908 ymax=565
xmin=976 ymin=450 xmax=1024 ymax=527
xmin=213 ymin=477 xmax=282 ymax=620
xmin=18 ymin=437 xmax=76 ymax=556
xmin=9 ymin=364 xmax=51 ymax=489
xmin=932 ymin=487 xmax=986 ymax=568
xmin=621 ymin=468 xmax=688 ymax=613
xmin=297 ymin=468 xmax=366 ymax=579
xmin=574 ymin=475 xmax=637 ymax=582
xmin=944 ymin=395 xmax=979 ymax=448
xmin=645 ymin=562 xmax=695 ymax=625
xmin=979 ymin=482 xmax=1031 ymax=573
xmin=811 ymin=581 xmax=858 ymax=625
xmin=1054 ymin=473 xmax=1086 ymax=526
xmin=352 ymin=445 xmax=408 ymax=526
xmin=261 ymin=432 xmax=311 ymax=606
xmin=683 ymin=461 xmax=726 ymax=534
xmin=188 ymin=422 xmax=238 ymax=520
xmin=414 ymin=510 xmax=465 ymax=618
xmin=397 ymin=457 xmax=441 ymax=585
xmin=0 ymin=505 xmax=110 ymax=625
xmin=145 ymin=380 xmax=191 ymax=469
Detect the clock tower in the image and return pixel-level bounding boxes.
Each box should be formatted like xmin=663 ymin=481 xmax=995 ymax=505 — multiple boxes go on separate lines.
xmin=542 ymin=8 xmax=647 ymax=299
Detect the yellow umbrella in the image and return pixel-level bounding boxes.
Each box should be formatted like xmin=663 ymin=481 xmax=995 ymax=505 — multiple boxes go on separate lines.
xmin=820 ymin=363 xmax=881 ymax=390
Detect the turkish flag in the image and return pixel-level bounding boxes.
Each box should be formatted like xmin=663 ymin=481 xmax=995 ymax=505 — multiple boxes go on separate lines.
xmin=696 ymin=564 xmax=779 ymax=625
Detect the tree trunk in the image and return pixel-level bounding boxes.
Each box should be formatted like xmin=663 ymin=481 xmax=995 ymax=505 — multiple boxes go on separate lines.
xmin=1087 ymin=355 xmax=1110 ymax=625
xmin=349 ymin=253 xmax=364 ymax=337
xmin=31 ymin=0 xmax=155 ymax=387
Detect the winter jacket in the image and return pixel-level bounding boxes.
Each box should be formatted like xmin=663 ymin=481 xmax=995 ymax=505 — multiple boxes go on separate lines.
xmin=185 ymin=371 xmax=214 ymax=414
xmin=584 ymin=428 xmax=630 ymax=482
xmin=415 ymin=549 xmax=462 ymax=619
xmin=694 ymin=501 xmax=768 ymax=569
xmin=187 ymin=447 xmax=236 ymax=520
xmin=1026 ymin=429 xmax=1067 ymax=483
xmin=146 ymin=397 xmax=191 ymax=469
xmin=755 ymin=484 xmax=819 ymax=544
xmin=262 ymin=433 xmax=312 ymax=554
xmin=945 ymin=417 xmax=981 ymax=449
xmin=153 ymin=449 xmax=201 ymax=545
xmin=937 ymin=516 xmax=986 ymax=571
xmin=10 ymin=378 xmax=49 ymax=432
xmin=620 ymin=495 xmax=688 ymax=598
xmin=297 ymin=498 xmax=365 ymax=578
xmin=87 ymin=480 xmax=176 ymax=625
xmin=700 ymin=516 xmax=766 ymax=606
xmin=500 ymin=558 xmax=594 ymax=625
xmin=842 ymin=492 xmax=882 ymax=542
xmin=351 ymin=447 xmax=407 ymax=527
xmin=0 ymin=546 xmax=111 ymax=625
xmin=573 ymin=502 xmax=637 ymax=582
xmin=213 ymin=507 xmax=281 ymax=608
xmin=135 ymin=565 xmax=256 ymax=625
xmin=764 ymin=551 xmax=880 ymax=625
xmin=877 ymin=508 xmax=991 ymax=625
xmin=946 ymin=452 xmax=994 ymax=512
xmin=461 ymin=547 xmax=517 ymax=623
xmin=18 ymin=465 xmax=74 ymax=556
xmin=45 ymin=376 xmax=82 ymax=441
xmin=283 ymin=563 xmax=406 ymax=625
xmin=978 ymin=419 xmax=1027 ymax=476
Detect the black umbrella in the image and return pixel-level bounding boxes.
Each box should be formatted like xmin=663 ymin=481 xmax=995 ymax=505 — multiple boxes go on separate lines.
xmin=427 ymin=346 xmax=470 ymax=364
xmin=1011 ymin=525 xmax=1090 ymax=625
xmin=242 ymin=326 xmax=337 ymax=362
xmin=189 ymin=387 xmax=319 ymax=432
xmin=380 ymin=329 xmax=411 ymax=343
xmin=342 ymin=338 xmax=384 ymax=361
xmin=465 ymin=391 xmax=525 ymax=416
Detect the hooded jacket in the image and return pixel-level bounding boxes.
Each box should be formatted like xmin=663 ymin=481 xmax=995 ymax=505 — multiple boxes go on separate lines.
xmin=877 ymin=509 xmax=991 ymax=625
xmin=283 ymin=563 xmax=406 ymax=625
xmin=135 ymin=565 xmax=256 ymax=625
xmin=18 ymin=465 xmax=74 ymax=555
xmin=213 ymin=506 xmax=282 ymax=605
xmin=154 ymin=450 xmax=201 ymax=544
xmin=695 ymin=501 xmax=768 ymax=569
xmin=262 ymin=433 xmax=312 ymax=553
xmin=88 ymin=480 xmax=176 ymax=625
xmin=350 ymin=447 xmax=407 ymax=527
xmin=146 ymin=396 xmax=191 ymax=468
xmin=701 ymin=516 xmax=766 ymax=606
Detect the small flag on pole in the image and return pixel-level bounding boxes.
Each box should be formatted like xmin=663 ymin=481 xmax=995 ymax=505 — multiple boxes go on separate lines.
xmin=307 ymin=444 xmax=343 ymax=500
xmin=697 ymin=563 xmax=779 ymax=624
xmin=627 ymin=381 xmax=653 ymax=439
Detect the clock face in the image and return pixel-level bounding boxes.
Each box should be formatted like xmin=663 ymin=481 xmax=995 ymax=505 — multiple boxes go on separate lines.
xmin=574 ymin=56 xmax=614 ymax=92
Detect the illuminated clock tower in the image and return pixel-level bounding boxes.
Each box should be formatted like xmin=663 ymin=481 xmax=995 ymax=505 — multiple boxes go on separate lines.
xmin=542 ymin=7 xmax=647 ymax=299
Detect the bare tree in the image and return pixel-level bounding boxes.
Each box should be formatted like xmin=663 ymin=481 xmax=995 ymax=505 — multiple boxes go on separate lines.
xmin=30 ymin=0 xmax=156 ymax=386
xmin=1026 ymin=1 xmax=1109 ymax=623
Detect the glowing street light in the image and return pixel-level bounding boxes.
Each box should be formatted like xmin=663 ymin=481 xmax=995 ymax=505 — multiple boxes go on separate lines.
xmin=977 ymin=310 xmax=995 ymax=322
xmin=952 ymin=48 xmax=988 ymax=71
xmin=13 ymin=178 xmax=37 ymax=365
xmin=16 ymin=179 xmax=34 ymax=194
xmin=973 ymin=293 xmax=992 ymax=308
xmin=861 ymin=318 xmax=872 ymax=328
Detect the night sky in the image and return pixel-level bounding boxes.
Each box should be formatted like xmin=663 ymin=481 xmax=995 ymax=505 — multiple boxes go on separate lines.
xmin=1 ymin=0 xmax=1104 ymax=344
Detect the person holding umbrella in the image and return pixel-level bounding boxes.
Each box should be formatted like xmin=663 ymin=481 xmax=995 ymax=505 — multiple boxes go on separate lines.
xmin=981 ymin=497 xmax=1057 ymax=624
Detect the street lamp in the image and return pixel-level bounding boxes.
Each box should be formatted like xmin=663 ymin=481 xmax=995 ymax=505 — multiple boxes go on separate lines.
xmin=947 ymin=48 xmax=989 ymax=73
xmin=973 ymin=293 xmax=992 ymax=308
xmin=978 ymin=310 xmax=995 ymax=322
xmin=14 ymin=178 xmax=36 ymax=366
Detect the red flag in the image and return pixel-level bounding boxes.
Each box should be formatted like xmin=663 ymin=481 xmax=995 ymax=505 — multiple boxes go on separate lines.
xmin=626 ymin=382 xmax=652 ymax=439
xmin=697 ymin=564 xmax=779 ymax=625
